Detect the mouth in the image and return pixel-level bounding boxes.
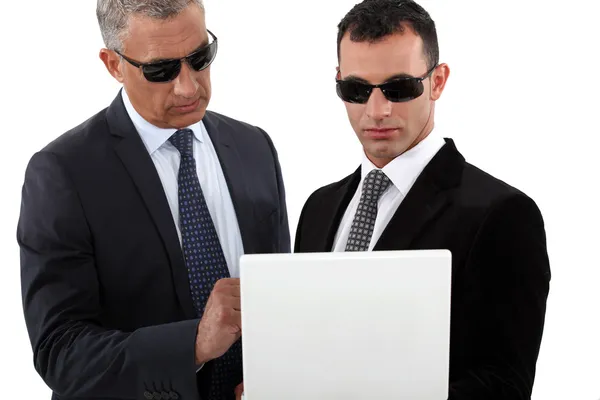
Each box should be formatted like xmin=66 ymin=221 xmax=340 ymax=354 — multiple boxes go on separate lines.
xmin=364 ymin=128 xmax=398 ymax=139
xmin=173 ymin=98 xmax=201 ymax=113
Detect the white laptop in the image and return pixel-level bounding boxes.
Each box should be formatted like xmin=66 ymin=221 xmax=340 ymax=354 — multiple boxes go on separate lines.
xmin=239 ymin=249 xmax=452 ymax=400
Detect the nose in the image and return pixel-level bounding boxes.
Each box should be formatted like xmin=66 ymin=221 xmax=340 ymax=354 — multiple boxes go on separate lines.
xmin=173 ymin=62 xmax=199 ymax=98
xmin=365 ymin=88 xmax=392 ymax=120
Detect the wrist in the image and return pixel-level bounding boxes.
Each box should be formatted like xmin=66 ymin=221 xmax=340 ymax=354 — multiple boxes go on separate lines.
xmin=195 ymin=323 xmax=211 ymax=365
xmin=195 ymin=347 xmax=210 ymax=365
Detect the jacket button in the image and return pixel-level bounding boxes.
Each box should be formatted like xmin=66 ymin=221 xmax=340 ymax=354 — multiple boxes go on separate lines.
xmin=169 ymin=391 xmax=180 ymax=399
xmin=161 ymin=391 xmax=170 ymax=400
xmin=144 ymin=391 xmax=153 ymax=400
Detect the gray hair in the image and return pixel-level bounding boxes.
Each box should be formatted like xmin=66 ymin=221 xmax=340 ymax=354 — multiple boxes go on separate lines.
xmin=96 ymin=0 xmax=204 ymax=51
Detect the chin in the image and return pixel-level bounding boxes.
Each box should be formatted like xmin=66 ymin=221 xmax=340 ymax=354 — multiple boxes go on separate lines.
xmin=366 ymin=143 xmax=405 ymax=162
xmin=169 ymin=108 xmax=207 ymax=128
xmin=367 ymin=140 xmax=395 ymax=154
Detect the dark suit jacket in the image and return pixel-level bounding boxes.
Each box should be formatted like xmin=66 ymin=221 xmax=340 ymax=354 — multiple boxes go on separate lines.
xmin=17 ymin=91 xmax=290 ymax=400
xmin=294 ymin=138 xmax=550 ymax=400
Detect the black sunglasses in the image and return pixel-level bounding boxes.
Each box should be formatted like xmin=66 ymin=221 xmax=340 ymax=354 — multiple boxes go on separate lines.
xmin=336 ymin=64 xmax=438 ymax=104
xmin=114 ymin=30 xmax=218 ymax=83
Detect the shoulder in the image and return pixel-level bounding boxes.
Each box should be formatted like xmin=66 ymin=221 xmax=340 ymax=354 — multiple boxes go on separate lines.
xmin=463 ymin=162 xmax=522 ymax=197
xmin=19 ymin=107 xmax=113 ymax=185
xmin=39 ymin=107 xmax=110 ymax=158
xmin=460 ymin=163 xmax=549 ymax=281
xmin=205 ymin=110 xmax=271 ymax=141
xmin=21 ymin=107 xmax=113 ymax=191
xmin=460 ymin=162 xmax=545 ymax=228
xmin=204 ymin=110 xmax=281 ymax=162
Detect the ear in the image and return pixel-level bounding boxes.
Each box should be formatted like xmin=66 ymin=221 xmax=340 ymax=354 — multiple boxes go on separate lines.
xmin=430 ymin=63 xmax=450 ymax=101
xmin=100 ymin=48 xmax=125 ymax=83
xmin=335 ymin=66 xmax=341 ymax=80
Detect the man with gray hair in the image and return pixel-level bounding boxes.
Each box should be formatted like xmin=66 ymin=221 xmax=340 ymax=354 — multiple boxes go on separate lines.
xmin=17 ymin=1 xmax=289 ymax=399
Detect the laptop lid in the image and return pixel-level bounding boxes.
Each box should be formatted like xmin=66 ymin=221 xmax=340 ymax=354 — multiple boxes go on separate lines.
xmin=239 ymin=249 xmax=451 ymax=400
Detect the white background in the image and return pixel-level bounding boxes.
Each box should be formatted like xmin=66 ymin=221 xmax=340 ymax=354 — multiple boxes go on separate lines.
xmin=1 ymin=0 xmax=598 ymax=398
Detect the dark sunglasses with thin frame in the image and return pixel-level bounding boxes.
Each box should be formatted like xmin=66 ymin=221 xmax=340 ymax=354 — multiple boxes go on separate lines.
xmin=336 ymin=64 xmax=438 ymax=104
xmin=114 ymin=29 xmax=218 ymax=83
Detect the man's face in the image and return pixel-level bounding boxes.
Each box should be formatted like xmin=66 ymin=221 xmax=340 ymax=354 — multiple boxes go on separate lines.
xmin=337 ymin=26 xmax=448 ymax=167
xmin=101 ymin=4 xmax=212 ymax=129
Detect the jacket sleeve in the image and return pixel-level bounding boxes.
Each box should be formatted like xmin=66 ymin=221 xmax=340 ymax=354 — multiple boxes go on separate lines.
xmin=448 ymin=193 xmax=551 ymax=400
xmin=18 ymin=151 xmax=201 ymax=400
xmin=259 ymin=127 xmax=291 ymax=253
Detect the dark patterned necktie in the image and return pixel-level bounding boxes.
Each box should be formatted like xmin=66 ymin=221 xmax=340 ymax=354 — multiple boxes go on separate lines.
xmin=168 ymin=129 xmax=242 ymax=400
xmin=345 ymin=169 xmax=391 ymax=252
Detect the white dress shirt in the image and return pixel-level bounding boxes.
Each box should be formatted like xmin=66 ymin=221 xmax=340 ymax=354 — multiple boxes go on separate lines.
xmin=332 ymin=131 xmax=446 ymax=251
xmin=121 ymin=89 xmax=245 ymax=278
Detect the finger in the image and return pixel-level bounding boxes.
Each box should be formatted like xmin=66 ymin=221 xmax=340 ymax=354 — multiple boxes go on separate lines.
xmin=229 ymin=309 xmax=242 ymax=330
xmin=212 ymin=278 xmax=240 ymax=296
xmin=222 ymin=284 xmax=241 ymax=298
xmin=234 ymin=382 xmax=244 ymax=394
xmin=217 ymin=277 xmax=240 ymax=287
xmin=214 ymin=295 xmax=241 ymax=311
xmin=234 ymin=382 xmax=244 ymax=398
xmin=231 ymin=294 xmax=241 ymax=311
xmin=213 ymin=287 xmax=241 ymax=302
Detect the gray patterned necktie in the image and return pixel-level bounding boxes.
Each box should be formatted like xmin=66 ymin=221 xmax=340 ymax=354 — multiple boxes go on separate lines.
xmin=345 ymin=169 xmax=392 ymax=252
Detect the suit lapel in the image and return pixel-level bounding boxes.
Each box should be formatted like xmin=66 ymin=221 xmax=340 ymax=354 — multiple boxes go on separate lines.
xmin=106 ymin=92 xmax=196 ymax=319
xmin=313 ymin=168 xmax=361 ymax=252
xmin=374 ymin=138 xmax=464 ymax=250
xmin=374 ymin=179 xmax=451 ymax=250
xmin=202 ymin=112 xmax=257 ymax=254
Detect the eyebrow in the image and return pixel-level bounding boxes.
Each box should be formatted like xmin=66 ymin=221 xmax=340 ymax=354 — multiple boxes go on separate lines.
xmin=343 ymin=73 xmax=416 ymax=83
xmin=146 ymin=39 xmax=210 ymax=64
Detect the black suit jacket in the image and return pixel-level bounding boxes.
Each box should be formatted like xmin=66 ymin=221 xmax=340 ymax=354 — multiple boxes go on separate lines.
xmin=294 ymin=138 xmax=550 ymax=400
xmin=17 ymin=91 xmax=290 ymax=400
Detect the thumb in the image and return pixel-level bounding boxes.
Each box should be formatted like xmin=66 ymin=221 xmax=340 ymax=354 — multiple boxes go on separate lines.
xmin=234 ymin=382 xmax=244 ymax=399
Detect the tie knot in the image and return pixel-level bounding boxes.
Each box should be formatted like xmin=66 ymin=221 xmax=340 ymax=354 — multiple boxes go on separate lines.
xmin=361 ymin=169 xmax=391 ymax=202
xmin=168 ymin=129 xmax=194 ymax=157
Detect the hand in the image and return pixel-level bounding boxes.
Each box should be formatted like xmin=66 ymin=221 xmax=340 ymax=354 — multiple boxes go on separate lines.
xmin=235 ymin=382 xmax=244 ymax=400
xmin=195 ymin=278 xmax=242 ymax=364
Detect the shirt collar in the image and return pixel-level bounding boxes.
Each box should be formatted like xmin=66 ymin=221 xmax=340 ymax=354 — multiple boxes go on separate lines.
xmin=361 ymin=128 xmax=446 ymax=196
xmin=121 ymin=88 xmax=206 ymax=155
